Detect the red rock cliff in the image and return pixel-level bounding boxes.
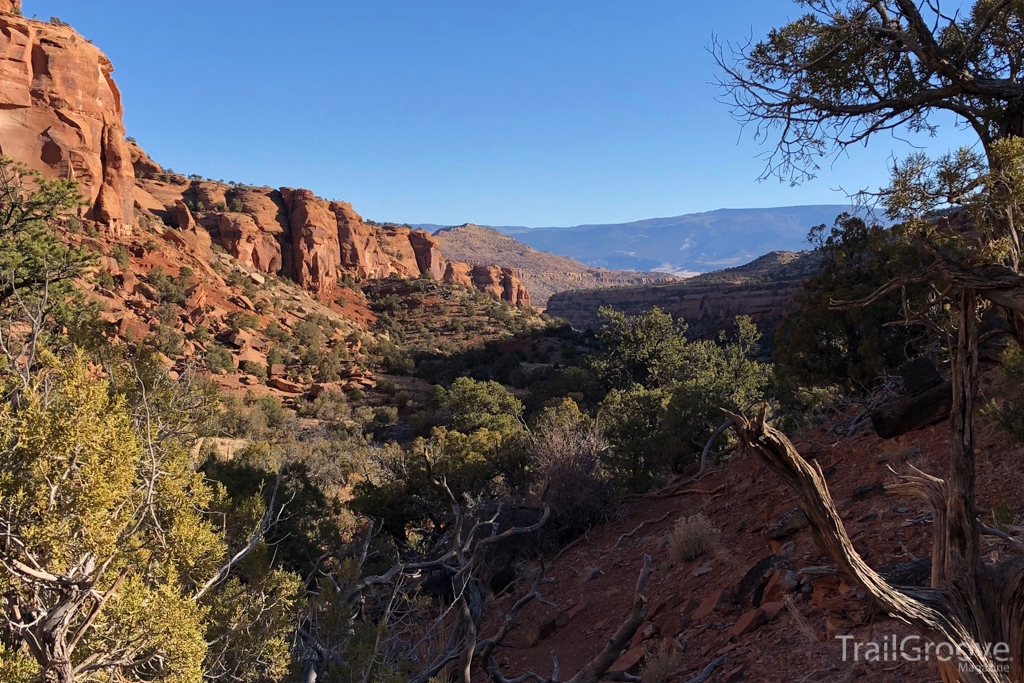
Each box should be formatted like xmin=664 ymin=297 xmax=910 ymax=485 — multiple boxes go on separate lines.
xmin=0 ymin=5 xmax=134 ymax=232
xmin=0 ymin=3 xmax=531 ymax=307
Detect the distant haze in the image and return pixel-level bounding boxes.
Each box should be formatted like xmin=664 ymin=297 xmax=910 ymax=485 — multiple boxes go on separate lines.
xmin=418 ymin=204 xmax=879 ymax=275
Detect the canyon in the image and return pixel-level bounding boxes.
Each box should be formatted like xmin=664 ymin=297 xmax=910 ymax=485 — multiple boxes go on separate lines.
xmin=545 ymin=250 xmax=820 ymax=340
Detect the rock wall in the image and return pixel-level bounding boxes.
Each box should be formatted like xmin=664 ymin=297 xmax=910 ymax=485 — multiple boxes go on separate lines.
xmin=0 ymin=4 xmax=531 ymax=307
xmin=0 ymin=6 xmax=134 ymax=232
xmin=135 ymin=176 xmax=532 ymax=305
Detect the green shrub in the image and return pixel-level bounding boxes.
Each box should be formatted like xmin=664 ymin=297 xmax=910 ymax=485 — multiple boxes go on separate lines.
xmin=982 ymin=345 xmax=1024 ymax=441
xmin=96 ymin=269 xmax=115 ymax=291
xmin=239 ymin=361 xmax=267 ymax=380
xmin=206 ymin=344 xmax=235 ymax=373
xmin=112 ymin=244 xmax=130 ymax=269
xmin=147 ymin=266 xmax=189 ymax=304
xmin=149 ymin=324 xmax=183 ymax=357
xmin=226 ymin=311 xmax=260 ymax=331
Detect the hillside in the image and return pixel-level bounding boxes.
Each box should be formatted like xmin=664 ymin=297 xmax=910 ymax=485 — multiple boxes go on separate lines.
xmin=546 ymin=250 xmax=819 ymax=338
xmin=422 ymin=205 xmax=860 ymax=275
xmin=432 ymin=223 xmax=677 ymax=308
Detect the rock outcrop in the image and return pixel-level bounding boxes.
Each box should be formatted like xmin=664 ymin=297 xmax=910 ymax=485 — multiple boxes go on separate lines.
xmin=0 ymin=4 xmax=531 ymax=307
xmin=0 ymin=6 xmax=134 ymax=232
xmin=136 ymin=177 xmax=533 ymax=305
xmin=282 ymin=188 xmax=342 ymax=295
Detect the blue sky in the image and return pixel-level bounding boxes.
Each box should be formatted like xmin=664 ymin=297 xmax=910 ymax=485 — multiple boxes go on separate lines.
xmin=34 ymin=0 xmax=976 ymax=226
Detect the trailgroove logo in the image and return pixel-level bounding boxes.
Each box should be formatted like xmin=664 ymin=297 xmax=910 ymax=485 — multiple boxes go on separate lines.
xmin=836 ymin=635 xmax=1011 ymax=675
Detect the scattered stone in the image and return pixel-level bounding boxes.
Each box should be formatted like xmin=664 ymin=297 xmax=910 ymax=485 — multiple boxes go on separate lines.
xmin=693 ymin=562 xmax=714 ymax=577
xmin=566 ymin=600 xmax=589 ymax=623
xmin=610 ymin=644 xmax=647 ymax=674
xmin=691 ymin=589 xmax=722 ymax=621
xmin=763 ymin=508 xmax=809 ymax=540
xmin=852 ymin=482 xmax=885 ymax=501
xmin=727 ymin=608 xmax=766 ymax=639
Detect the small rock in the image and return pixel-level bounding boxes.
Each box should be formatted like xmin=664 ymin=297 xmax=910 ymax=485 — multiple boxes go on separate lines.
xmin=693 ymin=562 xmax=714 ymax=577
xmin=727 ymin=608 xmax=766 ymax=639
xmin=763 ymin=508 xmax=810 ymax=540
xmin=852 ymin=482 xmax=885 ymax=501
xmin=895 ymin=507 xmax=909 ymax=513
xmin=691 ymin=589 xmax=722 ymax=621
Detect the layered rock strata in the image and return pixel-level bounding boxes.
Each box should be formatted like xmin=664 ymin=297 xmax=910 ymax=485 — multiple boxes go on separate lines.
xmin=0 ymin=5 xmax=134 ymax=232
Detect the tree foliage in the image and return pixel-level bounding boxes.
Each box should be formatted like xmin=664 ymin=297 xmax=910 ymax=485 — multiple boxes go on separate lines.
xmin=775 ymin=213 xmax=930 ymax=385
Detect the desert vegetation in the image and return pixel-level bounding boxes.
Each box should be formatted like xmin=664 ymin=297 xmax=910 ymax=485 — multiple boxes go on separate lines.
xmin=8 ymin=1 xmax=1024 ymax=682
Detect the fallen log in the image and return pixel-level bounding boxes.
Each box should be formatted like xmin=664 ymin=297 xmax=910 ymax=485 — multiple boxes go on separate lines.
xmin=870 ymin=380 xmax=952 ymax=439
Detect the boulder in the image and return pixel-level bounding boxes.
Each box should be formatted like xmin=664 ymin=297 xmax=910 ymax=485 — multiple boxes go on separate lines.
xmin=309 ymin=381 xmax=344 ymax=398
xmin=117 ymin=317 xmax=149 ymax=341
xmin=268 ymin=377 xmax=304 ymax=393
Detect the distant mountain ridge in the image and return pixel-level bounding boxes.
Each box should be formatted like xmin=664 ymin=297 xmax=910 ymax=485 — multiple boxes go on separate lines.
xmin=432 ymin=224 xmax=676 ymax=308
xmin=418 ymin=204 xmax=871 ymax=275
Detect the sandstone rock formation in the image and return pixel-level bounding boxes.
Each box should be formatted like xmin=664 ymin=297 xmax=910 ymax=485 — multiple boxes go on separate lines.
xmin=282 ymin=188 xmax=343 ymax=295
xmin=0 ymin=6 xmax=134 ymax=231
xmin=136 ymin=177 xmax=533 ymax=305
xmin=0 ymin=4 xmax=531 ymax=306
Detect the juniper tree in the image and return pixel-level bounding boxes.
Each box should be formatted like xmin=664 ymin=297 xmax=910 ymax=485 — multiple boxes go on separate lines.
xmin=719 ymin=3 xmax=1024 ymax=681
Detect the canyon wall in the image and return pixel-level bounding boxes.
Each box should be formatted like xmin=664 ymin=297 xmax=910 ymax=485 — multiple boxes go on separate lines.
xmin=0 ymin=6 xmax=134 ymax=233
xmin=136 ymin=174 xmax=531 ymax=305
xmin=0 ymin=4 xmax=530 ymax=306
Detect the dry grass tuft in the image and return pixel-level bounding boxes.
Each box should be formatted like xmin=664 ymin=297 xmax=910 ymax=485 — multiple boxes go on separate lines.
xmin=640 ymin=640 xmax=682 ymax=683
xmin=668 ymin=513 xmax=720 ymax=563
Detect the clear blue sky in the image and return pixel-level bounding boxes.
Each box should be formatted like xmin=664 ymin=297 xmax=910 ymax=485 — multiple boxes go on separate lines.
xmin=33 ymin=0 xmax=975 ymax=226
